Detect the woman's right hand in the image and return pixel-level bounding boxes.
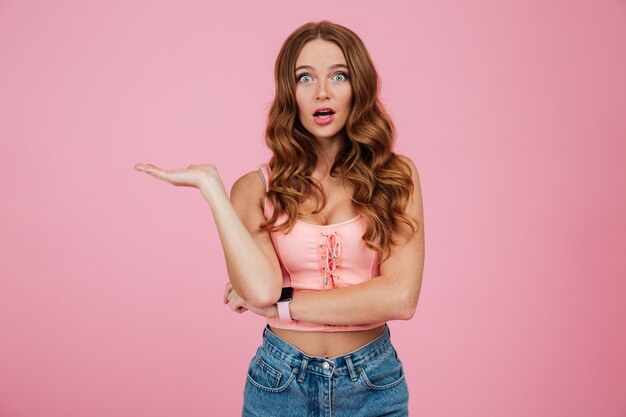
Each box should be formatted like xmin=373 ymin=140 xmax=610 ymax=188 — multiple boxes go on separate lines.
xmin=223 ymin=281 xmax=278 ymax=319
xmin=223 ymin=281 xmax=248 ymax=314
xmin=134 ymin=162 xmax=226 ymax=197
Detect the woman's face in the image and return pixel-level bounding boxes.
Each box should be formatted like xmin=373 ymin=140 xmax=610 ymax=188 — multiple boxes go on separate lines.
xmin=294 ymin=39 xmax=353 ymax=144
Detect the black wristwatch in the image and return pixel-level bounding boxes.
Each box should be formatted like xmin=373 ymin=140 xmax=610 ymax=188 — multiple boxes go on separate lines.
xmin=278 ymin=286 xmax=294 ymax=302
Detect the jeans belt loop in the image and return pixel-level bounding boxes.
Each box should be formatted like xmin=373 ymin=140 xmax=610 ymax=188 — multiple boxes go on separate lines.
xmin=343 ymin=354 xmax=358 ymax=382
xmin=297 ymin=356 xmax=310 ymax=383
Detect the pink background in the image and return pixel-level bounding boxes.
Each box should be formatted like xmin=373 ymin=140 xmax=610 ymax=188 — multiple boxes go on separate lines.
xmin=1 ymin=0 xmax=625 ymax=416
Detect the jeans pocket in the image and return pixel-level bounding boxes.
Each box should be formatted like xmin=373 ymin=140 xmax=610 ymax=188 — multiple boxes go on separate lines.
xmin=357 ymin=347 xmax=406 ymax=391
xmin=246 ymin=347 xmax=297 ymax=393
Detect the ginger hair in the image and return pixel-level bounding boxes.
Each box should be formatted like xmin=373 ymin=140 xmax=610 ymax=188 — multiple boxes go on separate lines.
xmin=260 ymin=20 xmax=419 ymax=261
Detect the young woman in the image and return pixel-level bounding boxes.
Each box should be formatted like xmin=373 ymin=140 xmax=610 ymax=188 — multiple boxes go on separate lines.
xmin=135 ymin=20 xmax=424 ymax=417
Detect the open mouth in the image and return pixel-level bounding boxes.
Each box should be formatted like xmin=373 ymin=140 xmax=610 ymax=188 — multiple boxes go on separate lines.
xmin=313 ymin=110 xmax=335 ymax=125
xmin=313 ymin=109 xmax=335 ymax=118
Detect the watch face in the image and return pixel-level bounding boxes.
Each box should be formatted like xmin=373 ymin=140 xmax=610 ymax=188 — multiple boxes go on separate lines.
xmin=279 ymin=287 xmax=293 ymax=302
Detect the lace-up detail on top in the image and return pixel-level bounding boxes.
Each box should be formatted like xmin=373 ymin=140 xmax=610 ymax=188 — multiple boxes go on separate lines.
xmin=319 ymin=231 xmax=343 ymax=288
xmin=257 ymin=162 xmax=386 ymax=332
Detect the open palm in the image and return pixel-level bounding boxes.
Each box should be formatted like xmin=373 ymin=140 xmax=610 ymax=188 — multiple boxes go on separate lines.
xmin=134 ymin=162 xmax=223 ymax=192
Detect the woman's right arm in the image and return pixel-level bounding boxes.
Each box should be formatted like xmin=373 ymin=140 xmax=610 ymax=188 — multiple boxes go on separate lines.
xmin=134 ymin=162 xmax=282 ymax=308
xmin=201 ymin=169 xmax=283 ymax=308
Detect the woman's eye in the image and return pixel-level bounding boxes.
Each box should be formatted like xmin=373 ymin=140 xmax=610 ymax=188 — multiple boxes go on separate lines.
xmin=297 ymin=72 xmax=349 ymax=83
xmin=297 ymin=74 xmax=312 ymax=83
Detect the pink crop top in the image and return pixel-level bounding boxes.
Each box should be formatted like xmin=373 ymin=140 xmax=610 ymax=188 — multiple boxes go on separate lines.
xmin=258 ymin=163 xmax=387 ymax=332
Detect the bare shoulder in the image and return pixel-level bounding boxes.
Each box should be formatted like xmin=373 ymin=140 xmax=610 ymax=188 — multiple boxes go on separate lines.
xmin=231 ymin=170 xmax=265 ymax=195
xmin=396 ymin=154 xmax=421 ymax=186
xmin=230 ymin=170 xmax=266 ymax=211
xmin=395 ymin=154 xmax=423 ymax=219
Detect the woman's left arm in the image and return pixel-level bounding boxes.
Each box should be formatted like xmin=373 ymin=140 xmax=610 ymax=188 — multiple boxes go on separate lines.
xmin=226 ymin=156 xmax=425 ymax=325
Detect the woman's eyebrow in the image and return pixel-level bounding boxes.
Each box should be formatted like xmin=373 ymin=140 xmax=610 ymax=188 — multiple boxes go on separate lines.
xmin=295 ymin=64 xmax=349 ymax=72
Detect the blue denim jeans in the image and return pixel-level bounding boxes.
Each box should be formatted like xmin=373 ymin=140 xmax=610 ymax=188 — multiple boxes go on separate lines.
xmin=242 ymin=324 xmax=409 ymax=417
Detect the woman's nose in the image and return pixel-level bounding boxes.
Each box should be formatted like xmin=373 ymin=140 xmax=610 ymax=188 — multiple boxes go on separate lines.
xmin=316 ymin=80 xmax=329 ymax=99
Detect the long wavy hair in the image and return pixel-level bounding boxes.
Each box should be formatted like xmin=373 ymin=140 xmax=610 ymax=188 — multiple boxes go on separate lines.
xmin=260 ymin=20 xmax=419 ymax=261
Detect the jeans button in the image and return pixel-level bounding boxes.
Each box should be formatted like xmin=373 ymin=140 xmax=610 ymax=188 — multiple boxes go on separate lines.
xmin=322 ymin=362 xmax=330 ymax=370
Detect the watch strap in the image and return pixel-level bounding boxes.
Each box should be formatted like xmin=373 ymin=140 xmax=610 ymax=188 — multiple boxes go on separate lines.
xmin=277 ymin=300 xmax=293 ymax=322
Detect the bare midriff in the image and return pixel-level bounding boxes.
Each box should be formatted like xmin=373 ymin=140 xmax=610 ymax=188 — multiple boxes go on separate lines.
xmin=268 ymin=324 xmax=387 ymax=358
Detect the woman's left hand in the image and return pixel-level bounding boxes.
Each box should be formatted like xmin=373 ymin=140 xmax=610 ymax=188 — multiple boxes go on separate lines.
xmin=223 ymin=281 xmax=278 ymax=318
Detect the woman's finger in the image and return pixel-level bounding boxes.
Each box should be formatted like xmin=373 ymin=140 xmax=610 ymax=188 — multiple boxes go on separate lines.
xmin=135 ymin=162 xmax=192 ymax=186
xmin=228 ymin=291 xmax=252 ymax=315
xmin=228 ymin=292 xmax=244 ymax=312
xmin=135 ymin=163 xmax=170 ymax=182
xmin=226 ymin=289 xmax=250 ymax=315
xmin=227 ymin=291 xmax=238 ymax=309
xmin=135 ymin=162 xmax=221 ymax=189
xmin=134 ymin=163 xmax=159 ymax=173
